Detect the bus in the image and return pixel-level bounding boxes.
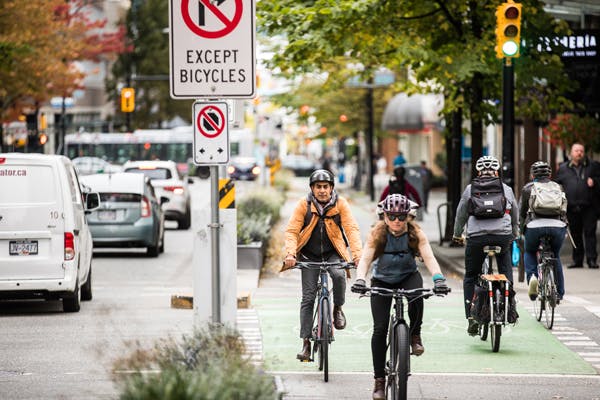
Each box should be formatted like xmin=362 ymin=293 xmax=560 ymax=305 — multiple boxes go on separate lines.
xmin=64 ymin=126 xmax=254 ymax=175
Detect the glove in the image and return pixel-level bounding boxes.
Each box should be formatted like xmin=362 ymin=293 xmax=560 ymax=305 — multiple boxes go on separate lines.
xmin=451 ymin=236 xmax=465 ymax=246
xmin=351 ymin=279 xmax=367 ymax=293
xmin=433 ymin=274 xmax=449 ymax=295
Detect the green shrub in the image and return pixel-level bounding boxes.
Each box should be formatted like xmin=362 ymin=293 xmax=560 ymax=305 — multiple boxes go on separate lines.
xmin=272 ymin=168 xmax=293 ymax=192
xmin=237 ymin=187 xmax=284 ymax=244
xmin=113 ymin=325 xmax=277 ymax=400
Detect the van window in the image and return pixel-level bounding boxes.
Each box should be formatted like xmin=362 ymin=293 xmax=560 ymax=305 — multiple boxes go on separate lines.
xmin=0 ymin=165 xmax=57 ymax=204
xmin=65 ymin=164 xmax=82 ymax=204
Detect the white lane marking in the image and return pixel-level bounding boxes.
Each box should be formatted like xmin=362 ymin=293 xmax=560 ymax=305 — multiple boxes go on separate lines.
xmin=564 ymin=341 xmax=598 ymax=346
xmin=566 ymin=296 xmax=592 ymax=305
xmin=585 ymin=306 xmax=600 ymax=318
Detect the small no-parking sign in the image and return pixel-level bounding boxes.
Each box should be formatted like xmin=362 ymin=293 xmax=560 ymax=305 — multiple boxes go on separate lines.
xmin=193 ymin=101 xmax=229 ymax=164
xmin=169 ymin=0 xmax=255 ymax=98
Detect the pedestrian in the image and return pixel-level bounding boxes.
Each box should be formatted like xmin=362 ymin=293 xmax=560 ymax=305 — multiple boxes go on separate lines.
xmin=554 ymin=142 xmax=600 ymax=269
xmin=418 ymin=160 xmax=433 ymax=212
xmin=452 ymin=155 xmax=519 ymax=335
xmin=320 ymin=151 xmax=333 ymax=174
xmin=519 ymin=161 xmax=568 ymax=302
xmin=393 ymin=150 xmax=406 ymax=167
xmin=351 ymin=194 xmax=448 ymax=400
xmin=379 ymin=165 xmax=422 ymax=206
xmin=282 ymin=169 xmax=363 ymax=361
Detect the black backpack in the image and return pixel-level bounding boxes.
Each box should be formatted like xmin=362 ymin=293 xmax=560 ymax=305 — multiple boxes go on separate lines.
xmin=467 ymin=176 xmax=507 ymax=219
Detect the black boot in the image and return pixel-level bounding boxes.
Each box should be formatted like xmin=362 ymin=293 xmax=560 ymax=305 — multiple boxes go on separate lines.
xmin=296 ymin=338 xmax=311 ymax=361
xmin=372 ymin=377 xmax=385 ymax=400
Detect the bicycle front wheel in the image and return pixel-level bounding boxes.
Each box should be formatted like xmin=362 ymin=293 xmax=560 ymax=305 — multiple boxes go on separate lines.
xmin=388 ymin=324 xmax=410 ymax=400
xmin=318 ymin=298 xmax=330 ymax=382
xmin=543 ymin=269 xmax=556 ymax=329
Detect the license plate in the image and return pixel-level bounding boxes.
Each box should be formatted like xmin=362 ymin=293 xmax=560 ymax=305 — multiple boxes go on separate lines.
xmin=98 ymin=210 xmax=117 ymax=221
xmin=9 ymin=240 xmax=38 ymax=256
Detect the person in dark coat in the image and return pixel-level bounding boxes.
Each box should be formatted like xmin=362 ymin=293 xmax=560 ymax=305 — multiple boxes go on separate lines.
xmin=379 ymin=166 xmax=422 ymax=206
xmin=554 ymin=143 xmax=600 ymax=269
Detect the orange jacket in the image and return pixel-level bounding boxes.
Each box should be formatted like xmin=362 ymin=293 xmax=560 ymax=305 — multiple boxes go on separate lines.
xmin=282 ymin=196 xmax=362 ymax=277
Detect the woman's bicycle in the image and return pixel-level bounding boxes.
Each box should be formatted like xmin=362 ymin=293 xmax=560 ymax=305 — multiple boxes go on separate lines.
xmin=293 ymin=260 xmax=355 ymax=382
xmin=471 ymin=245 xmax=515 ymax=352
xmin=533 ymin=235 xmax=559 ymax=329
xmin=352 ymin=285 xmax=450 ymax=400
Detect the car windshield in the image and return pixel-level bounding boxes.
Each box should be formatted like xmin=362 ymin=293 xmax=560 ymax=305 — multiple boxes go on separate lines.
xmin=125 ymin=167 xmax=172 ymax=180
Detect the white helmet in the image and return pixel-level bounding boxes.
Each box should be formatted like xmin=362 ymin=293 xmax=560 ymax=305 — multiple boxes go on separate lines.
xmin=475 ymin=156 xmax=500 ymax=172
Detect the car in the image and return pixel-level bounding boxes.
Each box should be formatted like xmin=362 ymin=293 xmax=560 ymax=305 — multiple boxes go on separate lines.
xmin=282 ymin=154 xmax=318 ymax=176
xmin=122 ymin=160 xmax=193 ymax=229
xmin=72 ymin=156 xmax=122 ymax=176
xmin=79 ymin=173 xmax=166 ymax=257
xmin=227 ymin=156 xmax=261 ymax=181
xmin=0 ymin=153 xmax=100 ymax=312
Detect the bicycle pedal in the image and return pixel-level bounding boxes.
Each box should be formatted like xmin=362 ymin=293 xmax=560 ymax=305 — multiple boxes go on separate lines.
xmin=299 ymin=358 xmax=313 ymax=363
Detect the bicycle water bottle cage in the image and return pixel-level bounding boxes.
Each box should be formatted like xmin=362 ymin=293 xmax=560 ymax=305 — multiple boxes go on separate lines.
xmin=483 ymin=245 xmax=502 ymax=256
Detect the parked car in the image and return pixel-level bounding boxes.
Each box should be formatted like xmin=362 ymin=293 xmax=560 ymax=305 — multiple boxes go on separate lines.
xmin=72 ymin=156 xmax=122 ymax=176
xmin=227 ymin=156 xmax=261 ymax=181
xmin=79 ymin=173 xmax=166 ymax=257
xmin=282 ymin=154 xmax=317 ymax=176
xmin=0 ymin=153 xmax=100 ymax=312
xmin=122 ymin=160 xmax=193 ymax=230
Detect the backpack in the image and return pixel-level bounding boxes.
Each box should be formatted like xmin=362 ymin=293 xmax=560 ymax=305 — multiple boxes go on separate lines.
xmin=467 ymin=176 xmax=507 ymax=219
xmin=301 ymin=198 xmax=349 ymax=247
xmin=528 ymin=181 xmax=567 ymax=217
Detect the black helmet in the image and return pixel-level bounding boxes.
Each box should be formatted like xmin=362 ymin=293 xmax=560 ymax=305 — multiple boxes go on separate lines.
xmin=309 ymin=169 xmax=335 ymax=186
xmin=393 ymin=166 xmax=406 ymax=179
xmin=530 ymin=161 xmax=551 ymax=178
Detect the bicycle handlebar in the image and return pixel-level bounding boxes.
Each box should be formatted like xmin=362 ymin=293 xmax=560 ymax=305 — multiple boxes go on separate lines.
xmin=289 ymin=260 xmax=356 ymax=270
xmin=351 ymin=285 xmax=451 ymax=297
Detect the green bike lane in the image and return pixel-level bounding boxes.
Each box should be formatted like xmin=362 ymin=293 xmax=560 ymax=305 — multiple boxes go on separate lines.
xmin=253 ymin=293 xmax=596 ymax=375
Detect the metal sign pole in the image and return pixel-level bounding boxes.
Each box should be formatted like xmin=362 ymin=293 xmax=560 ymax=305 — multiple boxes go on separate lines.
xmin=210 ymin=165 xmax=221 ymax=323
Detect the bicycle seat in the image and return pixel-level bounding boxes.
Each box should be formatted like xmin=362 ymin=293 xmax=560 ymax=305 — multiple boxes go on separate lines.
xmin=483 ymin=246 xmax=502 ymax=255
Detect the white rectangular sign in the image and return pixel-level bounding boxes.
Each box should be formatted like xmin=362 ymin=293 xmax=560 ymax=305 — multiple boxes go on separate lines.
xmin=193 ymin=101 xmax=229 ymax=164
xmin=169 ymin=0 xmax=256 ymax=99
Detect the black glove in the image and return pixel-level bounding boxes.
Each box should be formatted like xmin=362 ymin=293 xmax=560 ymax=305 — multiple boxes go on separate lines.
xmin=351 ymin=279 xmax=367 ymax=293
xmin=433 ymin=277 xmax=449 ymax=295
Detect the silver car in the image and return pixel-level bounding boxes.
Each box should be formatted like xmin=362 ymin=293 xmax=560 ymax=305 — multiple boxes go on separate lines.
xmin=80 ymin=173 xmax=166 ymax=257
xmin=122 ymin=160 xmax=193 ymax=230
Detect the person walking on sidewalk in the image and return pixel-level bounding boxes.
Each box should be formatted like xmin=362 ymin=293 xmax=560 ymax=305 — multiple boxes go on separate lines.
xmin=282 ymin=169 xmax=363 ymax=361
xmin=352 ymin=194 xmax=448 ymax=400
xmin=452 ymin=156 xmax=519 ymax=336
xmin=519 ymin=161 xmax=568 ymax=302
xmin=554 ymin=143 xmax=600 ymax=269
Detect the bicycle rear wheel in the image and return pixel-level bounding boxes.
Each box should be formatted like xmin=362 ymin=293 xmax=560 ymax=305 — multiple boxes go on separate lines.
xmin=387 ymin=324 xmax=410 ymax=400
xmin=490 ymin=289 xmax=502 ymax=352
xmin=318 ymin=298 xmax=330 ymax=382
xmin=490 ymin=324 xmax=502 ymax=352
xmin=542 ymin=269 xmax=556 ymax=329
xmin=535 ymin=268 xmax=545 ymax=322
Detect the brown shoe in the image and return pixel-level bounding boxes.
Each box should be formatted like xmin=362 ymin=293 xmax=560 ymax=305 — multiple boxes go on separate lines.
xmin=296 ymin=338 xmax=311 ymax=361
xmin=372 ymin=377 xmax=385 ymax=400
xmin=411 ymin=335 xmax=425 ymax=356
xmin=333 ymin=305 xmax=346 ymax=330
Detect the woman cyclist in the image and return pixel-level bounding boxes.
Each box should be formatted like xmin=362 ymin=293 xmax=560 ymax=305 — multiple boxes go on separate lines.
xmin=352 ymin=194 xmax=448 ymax=400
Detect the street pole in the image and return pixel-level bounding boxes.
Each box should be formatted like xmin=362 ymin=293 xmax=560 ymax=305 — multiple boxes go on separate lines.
xmin=366 ymin=83 xmax=375 ymax=201
xmin=209 ymin=165 xmax=221 ymax=323
xmin=501 ymin=58 xmax=515 ymax=189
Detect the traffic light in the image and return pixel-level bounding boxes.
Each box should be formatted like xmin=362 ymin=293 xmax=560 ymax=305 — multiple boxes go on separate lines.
xmin=495 ymin=1 xmax=522 ymax=59
xmin=121 ymin=87 xmax=135 ymax=112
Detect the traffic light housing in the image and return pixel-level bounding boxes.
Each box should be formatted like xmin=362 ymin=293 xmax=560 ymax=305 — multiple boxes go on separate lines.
xmin=121 ymin=87 xmax=135 ymax=112
xmin=495 ymin=1 xmax=522 ymax=59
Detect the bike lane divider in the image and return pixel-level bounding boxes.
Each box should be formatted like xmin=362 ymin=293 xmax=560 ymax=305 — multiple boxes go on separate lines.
xmin=253 ymin=294 xmax=596 ymax=375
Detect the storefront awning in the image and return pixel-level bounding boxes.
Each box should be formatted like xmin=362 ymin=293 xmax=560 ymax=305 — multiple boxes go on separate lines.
xmin=381 ymin=93 xmax=444 ymax=131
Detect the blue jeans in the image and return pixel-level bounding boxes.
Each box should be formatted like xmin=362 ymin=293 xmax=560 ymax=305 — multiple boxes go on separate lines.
xmin=524 ymin=226 xmax=566 ymax=298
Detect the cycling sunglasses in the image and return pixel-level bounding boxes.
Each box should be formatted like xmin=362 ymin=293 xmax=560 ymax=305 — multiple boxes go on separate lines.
xmin=386 ymin=213 xmax=408 ymax=221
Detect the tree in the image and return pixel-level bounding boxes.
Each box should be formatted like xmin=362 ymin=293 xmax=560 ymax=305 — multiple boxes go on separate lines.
xmin=108 ymin=0 xmax=193 ymax=130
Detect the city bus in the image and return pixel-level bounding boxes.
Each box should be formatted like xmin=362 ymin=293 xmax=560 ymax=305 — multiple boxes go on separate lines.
xmin=65 ymin=126 xmax=254 ymax=174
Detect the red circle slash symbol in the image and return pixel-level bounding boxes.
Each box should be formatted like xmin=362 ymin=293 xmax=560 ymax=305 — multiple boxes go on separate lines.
xmin=197 ymin=106 xmax=225 ymax=138
xmin=181 ymin=0 xmax=243 ymax=39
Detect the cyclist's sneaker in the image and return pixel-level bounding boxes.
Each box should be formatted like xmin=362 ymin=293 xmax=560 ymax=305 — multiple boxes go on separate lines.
xmin=296 ymin=338 xmax=311 ymax=361
xmin=333 ymin=305 xmax=346 ymax=330
xmin=467 ymin=318 xmax=479 ymax=336
xmin=372 ymin=377 xmax=385 ymax=400
xmin=410 ymin=335 xmax=425 ymax=356
xmin=528 ymin=276 xmax=538 ymax=301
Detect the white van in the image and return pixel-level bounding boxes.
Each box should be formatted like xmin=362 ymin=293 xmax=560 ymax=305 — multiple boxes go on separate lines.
xmin=0 ymin=153 xmax=99 ymax=312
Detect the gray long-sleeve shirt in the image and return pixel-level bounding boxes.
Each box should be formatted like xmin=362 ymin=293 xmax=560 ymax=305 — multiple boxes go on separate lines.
xmin=453 ymin=182 xmax=519 ymax=239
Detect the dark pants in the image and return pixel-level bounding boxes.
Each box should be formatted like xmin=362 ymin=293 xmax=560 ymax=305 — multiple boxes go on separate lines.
xmin=524 ymin=225 xmax=566 ymax=298
xmin=463 ymin=234 xmax=513 ymax=318
xmin=299 ymin=254 xmax=346 ymax=339
xmin=567 ymin=206 xmax=597 ymax=266
xmin=370 ymin=272 xmax=423 ymax=379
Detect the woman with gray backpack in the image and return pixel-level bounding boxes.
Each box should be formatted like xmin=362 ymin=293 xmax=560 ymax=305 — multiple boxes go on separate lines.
xmin=519 ymin=161 xmax=568 ymax=303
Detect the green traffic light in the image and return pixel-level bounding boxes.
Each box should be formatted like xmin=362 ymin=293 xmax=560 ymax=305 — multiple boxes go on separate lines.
xmin=502 ymin=40 xmax=519 ymax=57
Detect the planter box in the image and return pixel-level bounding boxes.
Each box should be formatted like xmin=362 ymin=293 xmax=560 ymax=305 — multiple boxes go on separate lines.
xmin=237 ymin=241 xmax=266 ymax=270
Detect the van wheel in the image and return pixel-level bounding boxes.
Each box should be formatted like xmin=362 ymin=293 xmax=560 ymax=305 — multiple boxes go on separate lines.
xmin=63 ymin=281 xmax=81 ymax=312
xmin=178 ymin=206 xmax=191 ymax=230
xmin=81 ymin=266 xmax=93 ymax=301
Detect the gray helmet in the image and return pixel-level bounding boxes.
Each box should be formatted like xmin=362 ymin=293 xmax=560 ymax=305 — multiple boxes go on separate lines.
xmin=309 ymin=169 xmax=334 ymax=187
xmin=530 ymin=161 xmax=551 ymax=178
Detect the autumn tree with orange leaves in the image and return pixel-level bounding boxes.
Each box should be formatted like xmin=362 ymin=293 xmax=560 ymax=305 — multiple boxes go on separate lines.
xmin=0 ymin=0 xmax=129 ymax=126
xmin=542 ymin=114 xmax=600 ymax=155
